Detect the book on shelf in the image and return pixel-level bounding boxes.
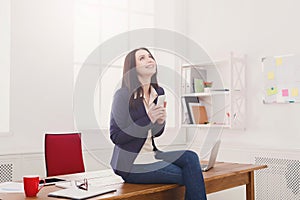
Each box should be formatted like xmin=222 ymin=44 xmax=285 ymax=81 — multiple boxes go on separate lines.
xmin=182 ymin=96 xmax=199 ymax=124
xmin=188 ymin=103 xmax=208 ymax=124
xmin=182 ymin=67 xmax=207 ymax=94
xmin=181 ymin=97 xmax=190 ymax=124
xmin=194 ymin=78 xmax=204 ymax=93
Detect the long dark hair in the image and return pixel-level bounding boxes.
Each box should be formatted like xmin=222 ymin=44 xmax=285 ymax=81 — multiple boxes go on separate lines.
xmin=122 ymin=47 xmax=159 ymax=108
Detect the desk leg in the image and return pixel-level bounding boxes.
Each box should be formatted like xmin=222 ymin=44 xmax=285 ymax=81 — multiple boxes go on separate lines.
xmin=246 ymin=171 xmax=254 ymax=200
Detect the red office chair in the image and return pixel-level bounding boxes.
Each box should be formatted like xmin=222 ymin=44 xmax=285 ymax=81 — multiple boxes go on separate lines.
xmin=44 ymin=133 xmax=85 ymax=177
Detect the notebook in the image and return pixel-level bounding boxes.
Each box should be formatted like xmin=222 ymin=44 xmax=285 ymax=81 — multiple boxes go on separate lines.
xmin=48 ymin=186 xmax=117 ymax=200
xmin=201 ymin=140 xmax=221 ymax=172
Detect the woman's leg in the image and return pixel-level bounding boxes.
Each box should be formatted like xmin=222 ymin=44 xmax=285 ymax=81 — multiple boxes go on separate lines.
xmin=124 ymin=161 xmax=183 ymax=184
xmin=155 ymin=150 xmax=207 ymax=200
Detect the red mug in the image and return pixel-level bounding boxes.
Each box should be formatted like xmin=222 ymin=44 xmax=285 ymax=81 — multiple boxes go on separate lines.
xmin=23 ymin=175 xmax=45 ymax=197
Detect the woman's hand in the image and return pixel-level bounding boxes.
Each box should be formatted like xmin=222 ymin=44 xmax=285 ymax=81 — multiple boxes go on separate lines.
xmin=156 ymin=106 xmax=166 ymax=124
xmin=147 ymin=104 xmax=166 ymax=124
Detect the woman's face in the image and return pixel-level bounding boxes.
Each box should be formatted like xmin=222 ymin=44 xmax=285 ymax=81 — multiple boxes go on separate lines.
xmin=135 ymin=49 xmax=156 ymax=78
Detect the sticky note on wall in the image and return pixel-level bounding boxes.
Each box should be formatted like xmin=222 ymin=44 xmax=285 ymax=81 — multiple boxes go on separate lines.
xmin=267 ymin=87 xmax=278 ymax=96
xmin=282 ymin=89 xmax=289 ymax=97
xmin=275 ymin=57 xmax=282 ymax=66
xmin=267 ymin=72 xmax=274 ymax=80
xmin=291 ymin=88 xmax=298 ymax=97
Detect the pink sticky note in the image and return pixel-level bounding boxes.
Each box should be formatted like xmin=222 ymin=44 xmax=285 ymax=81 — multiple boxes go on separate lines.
xmin=282 ymin=89 xmax=289 ymax=97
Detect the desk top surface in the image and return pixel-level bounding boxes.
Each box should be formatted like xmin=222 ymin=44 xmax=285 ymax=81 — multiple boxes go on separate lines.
xmin=0 ymin=162 xmax=267 ymax=200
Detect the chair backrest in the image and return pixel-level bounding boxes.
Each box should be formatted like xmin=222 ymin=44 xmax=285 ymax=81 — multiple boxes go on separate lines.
xmin=45 ymin=133 xmax=85 ymax=177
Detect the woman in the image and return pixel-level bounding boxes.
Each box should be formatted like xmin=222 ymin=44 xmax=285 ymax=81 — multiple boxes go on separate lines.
xmin=110 ymin=47 xmax=207 ymax=200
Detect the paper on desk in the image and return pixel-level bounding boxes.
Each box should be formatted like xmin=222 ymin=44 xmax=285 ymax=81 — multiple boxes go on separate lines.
xmin=0 ymin=182 xmax=24 ymax=193
xmin=56 ymin=176 xmax=124 ymax=189
xmin=56 ymin=169 xmax=124 ymax=189
xmin=48 ymin=186 xmax=117 ymax=200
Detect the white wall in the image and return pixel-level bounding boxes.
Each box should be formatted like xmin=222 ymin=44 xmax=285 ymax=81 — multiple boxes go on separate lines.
xmin=187 ymin=0 xmax=300 ymax=149
xmin=1 ymin=0 xmax=74 ymax=155
xmin=186 ymin=0 xmax=300 ymax=199
xmin=0 ymin=0 xmax=10 ymax=133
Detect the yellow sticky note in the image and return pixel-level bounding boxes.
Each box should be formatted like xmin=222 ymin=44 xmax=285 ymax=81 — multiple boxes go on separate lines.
xmin=267 ymin=87 xmax=278 ymax=96
xmin=275 ymin=57 xmax=282 ymax=66
xmin=291 ymin=88 xmax=298 ymax=97
xmin=267 ymin=72 xmax=274 ymax=80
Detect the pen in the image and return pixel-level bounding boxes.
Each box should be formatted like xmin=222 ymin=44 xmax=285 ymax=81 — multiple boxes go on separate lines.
xmin=286 ymin=100 xmax=295 ymax=103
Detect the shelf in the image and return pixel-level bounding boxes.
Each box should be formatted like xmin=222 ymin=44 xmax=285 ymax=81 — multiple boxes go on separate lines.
xmin=181 ymin=60 xmax=229 ymax=68
xmin=181 ymin=91 xmax=230 ymax=97
xmin=181 ymin=124 xmax=231 ymax=128
xmin=181 ymin=53 xmax=246 ymax=130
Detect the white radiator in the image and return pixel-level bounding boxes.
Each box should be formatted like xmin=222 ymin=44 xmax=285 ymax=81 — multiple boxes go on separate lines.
xmin=0 ymin=163 xmax=13 ymax=182
xmin=254 ymin=155 xmax=300 ymax=200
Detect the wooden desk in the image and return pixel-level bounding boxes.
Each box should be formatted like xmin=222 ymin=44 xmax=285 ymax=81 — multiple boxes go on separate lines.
xmin=0 ymin=162 xmax=267 ymax=200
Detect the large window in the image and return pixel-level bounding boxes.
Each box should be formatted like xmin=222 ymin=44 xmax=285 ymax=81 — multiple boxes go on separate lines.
xmin=0 ymin=0 xmax=11 ymax=133
xmin=74 ymin=0 xmax=179 ymax=134
xmin=74 ymin=0 xmax=154 ymax=129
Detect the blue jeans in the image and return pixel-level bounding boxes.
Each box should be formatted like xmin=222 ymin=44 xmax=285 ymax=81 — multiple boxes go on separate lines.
xmin=123 ymin=150 xmax=207 ymax=200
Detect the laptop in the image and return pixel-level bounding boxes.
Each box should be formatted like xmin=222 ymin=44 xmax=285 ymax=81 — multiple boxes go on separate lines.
xmin=201 ymin=140 xmax=221 ymax=172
